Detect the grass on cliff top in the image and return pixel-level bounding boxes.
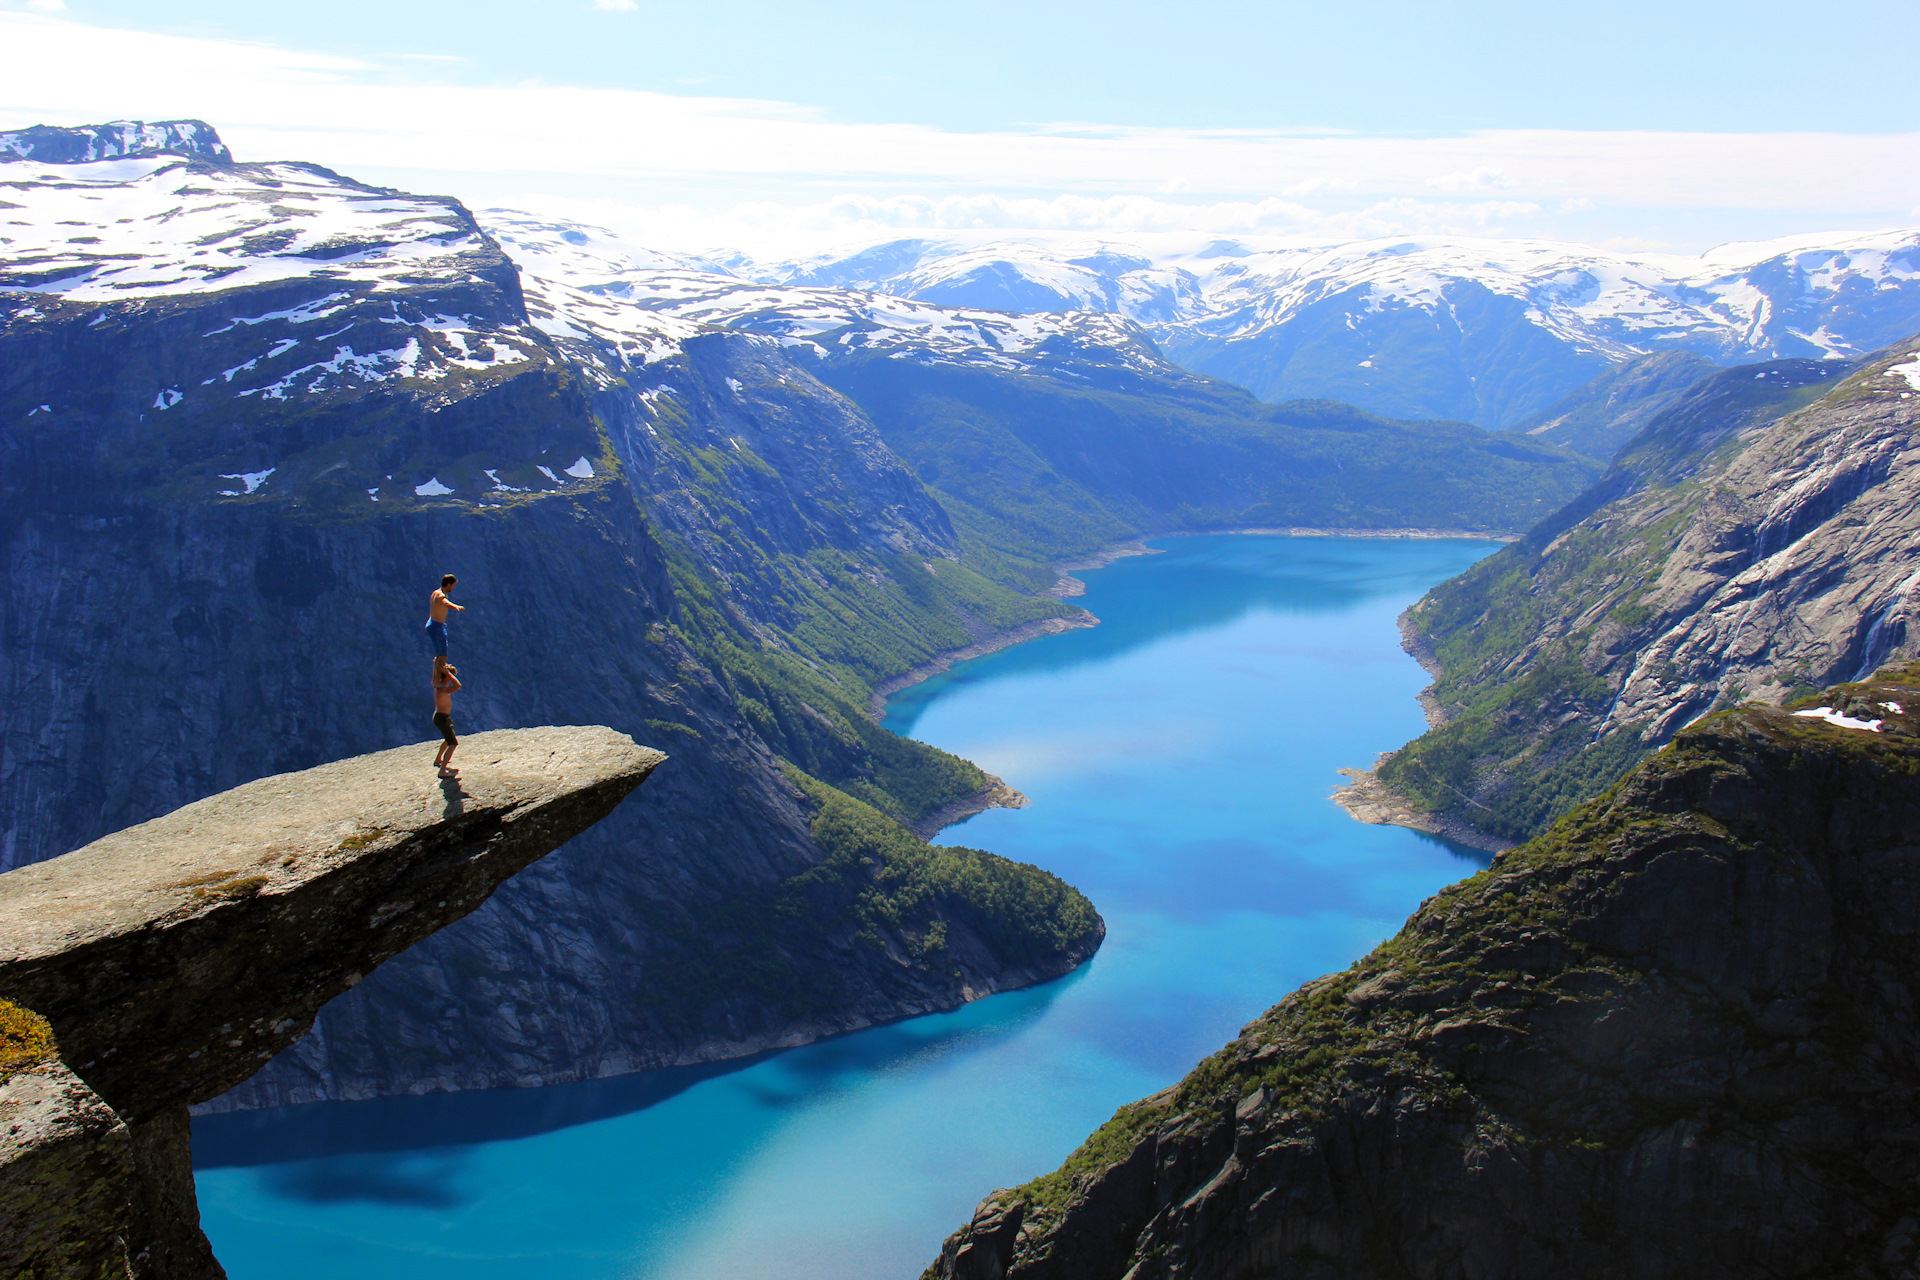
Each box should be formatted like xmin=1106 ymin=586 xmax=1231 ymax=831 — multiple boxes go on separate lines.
xmin=0 ymin=999 xmax=57 ymax=1081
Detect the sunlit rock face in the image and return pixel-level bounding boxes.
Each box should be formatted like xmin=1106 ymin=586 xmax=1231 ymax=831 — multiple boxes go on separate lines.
xmin=0 ymin=727 xmax=663 ymax=1280
xmin=1376 ymin=339 xmax=1920 ymax=844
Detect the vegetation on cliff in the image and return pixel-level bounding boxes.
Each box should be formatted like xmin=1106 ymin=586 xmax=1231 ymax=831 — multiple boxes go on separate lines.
xmin=817 ymin=355 xmax=1602 ymax=585
xmin=633 ymin=769 xmax=1103 ymax=1028
xmin=0 ymin=999 xmax=55 ymax=1081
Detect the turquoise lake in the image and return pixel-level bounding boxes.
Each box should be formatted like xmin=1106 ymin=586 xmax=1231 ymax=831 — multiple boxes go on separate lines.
xmin=193 ymin=533 xmax=1498 ymax=1280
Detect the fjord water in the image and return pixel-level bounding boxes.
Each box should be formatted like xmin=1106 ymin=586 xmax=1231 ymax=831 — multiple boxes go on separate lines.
xmin=193 ymin=534 xmax=1497 ymax=1280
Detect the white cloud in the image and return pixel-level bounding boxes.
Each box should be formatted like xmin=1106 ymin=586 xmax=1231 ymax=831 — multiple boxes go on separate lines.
xmin=1427 ymin=167 xmax=1516 ymax=193
xmin=0 ymin=10 xmax=1916 ymax=254
xmin=498 ymin=190 xmax=1562 ymax=258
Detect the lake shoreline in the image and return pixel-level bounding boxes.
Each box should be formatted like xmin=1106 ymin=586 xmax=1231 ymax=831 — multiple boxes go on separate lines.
xmin=1329 ymin=607 xmax=1516 ymax=853
xmin=885 ymin=531 xmax=1513 ymax=842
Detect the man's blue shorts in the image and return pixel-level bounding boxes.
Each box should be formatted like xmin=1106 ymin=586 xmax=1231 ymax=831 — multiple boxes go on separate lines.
xmin=424 ymin=619 xmax=448 ymax=658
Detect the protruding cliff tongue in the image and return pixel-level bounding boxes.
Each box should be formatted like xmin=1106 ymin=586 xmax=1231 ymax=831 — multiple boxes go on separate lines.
xmin=0 ymin=726 xmax=665 ymax=1280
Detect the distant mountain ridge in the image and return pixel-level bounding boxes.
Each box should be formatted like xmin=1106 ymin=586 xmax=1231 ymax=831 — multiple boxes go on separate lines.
xmin=744 ymin=229 xmax=1920 ymax=428
xmin=1514 ymin=350 xmax=1726 ymax=459
xmin=0 ymin=119 xmax=231 ymax=165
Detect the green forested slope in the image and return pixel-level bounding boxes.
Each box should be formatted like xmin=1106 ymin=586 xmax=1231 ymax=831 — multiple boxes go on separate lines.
xmin=815 ymin=353 xmax=1602 ymax=586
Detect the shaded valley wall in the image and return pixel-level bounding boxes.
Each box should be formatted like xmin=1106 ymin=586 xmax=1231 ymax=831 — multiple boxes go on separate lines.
xmin=1 ymin=268 xmax=1101 ymax=1110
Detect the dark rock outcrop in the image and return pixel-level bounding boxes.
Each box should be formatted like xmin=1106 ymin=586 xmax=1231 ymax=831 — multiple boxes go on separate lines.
xmin=0 ymin=726 xmax=663 ymax=1279
xmin=928 ymin=666 xmax=1920 ymax=1279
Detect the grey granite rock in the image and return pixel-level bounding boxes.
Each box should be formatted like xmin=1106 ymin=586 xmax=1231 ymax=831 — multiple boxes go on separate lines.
xmin=0 ymin=1061 xmax=132 ymax=1280
xmin=1377 ymin=340 xmax=1920 ymax=842
xmin=0 ymin=726 xmax=661 ymax=1278
xmin=0 ymin=726 xmax=662 ymax=1121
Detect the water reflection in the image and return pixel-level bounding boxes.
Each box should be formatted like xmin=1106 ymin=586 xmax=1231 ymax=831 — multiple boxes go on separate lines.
xmin=888 ymin=534 xmax=1494 ymax=736
xmin=194 ymin=969 xmax=1082 ymax=1169
xmin=260 ymin=1152 xmax=475 ymax=1209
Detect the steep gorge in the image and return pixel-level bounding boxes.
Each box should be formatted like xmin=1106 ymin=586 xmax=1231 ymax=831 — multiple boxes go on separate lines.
xmin=2 ymin=122 xmax=1593 ymax=1109
xmin=0 ymin=125 xmax=1105 ymax=1109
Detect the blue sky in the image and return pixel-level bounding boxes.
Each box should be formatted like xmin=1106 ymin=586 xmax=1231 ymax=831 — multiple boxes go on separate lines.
xmin=3 ymin=0 xmax=1917 ymax=255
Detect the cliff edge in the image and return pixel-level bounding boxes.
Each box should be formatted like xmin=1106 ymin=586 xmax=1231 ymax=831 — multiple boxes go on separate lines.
xmin=928 ymin=665 xmax=1920 ymax=1279
xmin=0 ymin=726 xmax=664 ymax=1279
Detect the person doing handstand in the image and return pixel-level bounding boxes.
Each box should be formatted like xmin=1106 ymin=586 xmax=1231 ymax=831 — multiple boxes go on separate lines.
xmin=432 ymin=656 xmax=462 ymax=771
xmin=424 ymin=573 xmax=464 ymax=660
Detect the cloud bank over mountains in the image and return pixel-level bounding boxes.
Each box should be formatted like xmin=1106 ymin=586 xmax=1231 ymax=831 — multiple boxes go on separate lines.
xmin=1 ymin=9 xmax=1917 ymax=256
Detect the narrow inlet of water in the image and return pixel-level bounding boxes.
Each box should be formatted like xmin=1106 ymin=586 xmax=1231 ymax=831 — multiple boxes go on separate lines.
xmin=193 ymin=533 xmax=1499 ymax=1280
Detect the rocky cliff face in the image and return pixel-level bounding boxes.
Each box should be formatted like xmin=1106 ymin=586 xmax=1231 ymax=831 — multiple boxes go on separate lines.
xmin=0 ymin=726 xmax=663 ymax=1280
xmin=1374 ymin=340 xmax=1920 ymax=842
xmin=1 ymin=125 xmax=1104 ymax=1110
xmin=928 ymin=665 xmax=1920 ymax=1280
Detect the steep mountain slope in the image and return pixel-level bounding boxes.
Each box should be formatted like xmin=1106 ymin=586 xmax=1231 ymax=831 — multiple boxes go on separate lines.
xmin=928 ymin=665 xmax=1920 ymax=1280
xmin=487 ymin=213 xmax=1603 ymax=587
xmin=1373 ymin=341 xmax=1920 ymax=844
xmin=1511 ymin=349 xmax=1724 ymax=460
xmin=758 ymin=230 xmax=1920 ymax=427
xmin=0 ymin=125 xmax=1102 ymax=1107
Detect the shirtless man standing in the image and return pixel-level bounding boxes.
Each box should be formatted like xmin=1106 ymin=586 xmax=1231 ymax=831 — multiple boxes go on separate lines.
xmin=432 ymin=656 xmax=462 ymax=771
xmin=424 ymin=573 xmax=464 ymax=661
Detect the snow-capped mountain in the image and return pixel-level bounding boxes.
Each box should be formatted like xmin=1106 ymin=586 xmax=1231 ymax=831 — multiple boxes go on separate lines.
xmin=0 ymin=148 xmax=550 ymax=412
xmin=750 ymin=230 xmax=1920 ymax=427
xmin=480 ymin=212 xmax=1185 ymax=386
xmin=0 ymin=117 xmax=230 ymax=165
